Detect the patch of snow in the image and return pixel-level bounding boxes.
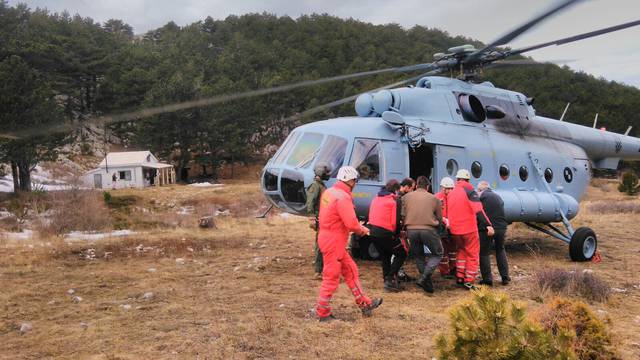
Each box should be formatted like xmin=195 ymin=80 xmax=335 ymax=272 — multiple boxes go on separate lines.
xmin=64 ymin=230 xmax=135 ymax=241
xmin=0 ymin=210 xmax=14 ymax=219
xmin=188 ymin=182 xmax=224 ymax=188
xmin=214 ymin=209 xmax=230 ymax=217
xmin=177 ymin=206 xmax=195 ymax=215
xmin=1 ymin=230 xmax=34 ymax=240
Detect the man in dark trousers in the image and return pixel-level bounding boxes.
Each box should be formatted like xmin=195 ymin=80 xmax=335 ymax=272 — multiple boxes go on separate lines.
xmin=395 ymin=177 xmax=415 ymax=282
xmin=477 ymin=181 xmax=511 ymax=286
xmin=401 ymin=176 xmax=443 ymax=293
xmin=306 ymin=163 xmax=330 ymax=279
xmin=368 ymin=179 xmax=406 ymax=292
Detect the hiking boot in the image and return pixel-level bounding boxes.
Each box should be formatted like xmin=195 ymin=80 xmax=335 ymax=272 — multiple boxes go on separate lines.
xmin=419 ymin=274 xmax=434 ymax=293
xmin=319 ymin=314 xmax=337 ymax=322
xmin=462 ymin=282 xmax=477 ymax=291
xmin=361 ymin=298 xmax=383 ymax=317
xmin=501 ymin=276 xmax=511 ymax=286
xmin=313 ymin=272 xmax=323 ymax=280
xmin=383 ymin=276 xmax=401 ymax=293
xmin=479 ymin=279 xmax=494 ymax=286
xmin=397 ymin=269 xmax=414 ymax=282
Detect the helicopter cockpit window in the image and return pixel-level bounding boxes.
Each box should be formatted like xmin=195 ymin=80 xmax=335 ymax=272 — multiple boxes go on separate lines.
xmin=446 ymin=159 xmax=458 ymax=176
xmin=272 ymin=132 xmax=301 ymax=165
xmin=471 ymin=161 xmax=482 ymax=178
xmin=350 ymin=139 xmax=382 ymax=182
xmin=314 ymin=135 xmax=348 ymax=178
xmin=286 ymin=132 xmax=324 ymax=168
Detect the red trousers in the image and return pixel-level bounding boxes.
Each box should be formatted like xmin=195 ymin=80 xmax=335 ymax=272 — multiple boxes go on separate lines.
xmin=315 ymin=238 xmax=371 ymax=318
xmin=452 ymin=232 xmax=480 ymax=283
xmin=438 ymin=236 xmax=457 ymax=276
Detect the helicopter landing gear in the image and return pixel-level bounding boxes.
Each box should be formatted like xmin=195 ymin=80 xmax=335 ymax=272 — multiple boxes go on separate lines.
xmin=524 ymin=222 xmax=598 ymax=262
xmin=569 ymin=227 xmax=597 ymax=262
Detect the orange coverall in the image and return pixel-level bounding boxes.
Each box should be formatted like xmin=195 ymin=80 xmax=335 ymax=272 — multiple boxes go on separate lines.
xmin=315 ymin=181 xmax=371 ymax=318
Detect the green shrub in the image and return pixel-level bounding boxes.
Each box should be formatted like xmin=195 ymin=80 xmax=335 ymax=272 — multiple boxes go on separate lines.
xmin=436 ymin=287 xmax=574 ymax=360
xmin=536 ymin=298 xmax=620 ymax=360
xmin=103 ymin=191 xmax=112 ymax=203
xmin=618 ymin=171 xmax=639 ymax=195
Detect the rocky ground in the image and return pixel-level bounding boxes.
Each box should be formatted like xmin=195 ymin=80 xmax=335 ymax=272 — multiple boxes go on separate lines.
xmin=0 ymin=179 xmax=639 ymax=359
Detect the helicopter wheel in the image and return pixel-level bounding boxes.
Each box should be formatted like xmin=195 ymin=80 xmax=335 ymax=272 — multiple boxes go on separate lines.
xmin=351 ymin=233 xmax=380 ymax=261
xmin=569 ymin=227 xmax=597 ymax=262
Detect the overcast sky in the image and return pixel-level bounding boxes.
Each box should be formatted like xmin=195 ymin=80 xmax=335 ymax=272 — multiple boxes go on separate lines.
xmin=8 ymin=0 xmax=640 ymax=88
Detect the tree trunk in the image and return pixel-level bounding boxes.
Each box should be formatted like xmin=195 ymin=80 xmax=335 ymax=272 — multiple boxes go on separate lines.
xmin=18 ymin=160 xmax=31 ymax=192
xmin=10 ymin=161 xmax=20 ymax=193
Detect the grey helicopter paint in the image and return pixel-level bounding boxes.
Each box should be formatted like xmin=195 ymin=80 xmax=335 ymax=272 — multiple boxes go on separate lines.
xmin=261 ymin=0 xmax=640 ymax=262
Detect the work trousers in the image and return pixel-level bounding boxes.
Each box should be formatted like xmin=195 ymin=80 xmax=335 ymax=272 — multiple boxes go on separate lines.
xmin=479 ymin=229 xmax=509 ymax=282
xmin=316 ymin=239 xmax=371 ymax=318
xmin=313 ymin=230 xmax=323 ymax=274
xmin=438 ymin=235 xmax=457 ymax=276
xmin=452 ymin=231 xmax=480 ymax=283
xmin=370 ymin=234 xmax=407 ymax=280
xmin=408 ymin=228 xmax=443 ymax=278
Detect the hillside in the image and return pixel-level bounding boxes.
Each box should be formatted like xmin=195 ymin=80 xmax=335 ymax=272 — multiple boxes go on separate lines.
xmin=1 ymin=3 xmax=640 ymax=184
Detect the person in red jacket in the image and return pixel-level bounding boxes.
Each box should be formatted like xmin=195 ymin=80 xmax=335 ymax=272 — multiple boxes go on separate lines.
xmin=315 ymin=166 xmax=383 ymax=321
xmin=435 ymin=177 xmax=456 ymax=278
xmin=368 ymin=179 xmax=406 ymax=292
xmin=447 ymin=169 xmax=493 ymax=290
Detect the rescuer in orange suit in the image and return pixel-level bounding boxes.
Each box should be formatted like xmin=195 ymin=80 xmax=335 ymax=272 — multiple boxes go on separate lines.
xmin=435 ymin=176 xmax=456 ymax=278
xmin=447 ymin=169 xmax=493 ymax=290
xmin=315 ymin=166 xmax=383 ymax=322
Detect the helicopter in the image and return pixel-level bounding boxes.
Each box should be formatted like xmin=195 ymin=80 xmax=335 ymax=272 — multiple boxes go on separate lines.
xmin=260 ymin=0 xmax=640 ymax=262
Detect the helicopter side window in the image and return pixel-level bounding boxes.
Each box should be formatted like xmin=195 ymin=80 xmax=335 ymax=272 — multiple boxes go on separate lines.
xmin=499 ymin=164 xmax=510 ymax=180
xmin=471 ymin=161 xmax=482 ymax=178
xmin=350 ymin=139 xmax=382 ymax=182
xmin=314 ymin=135 xmax=348 ymax=178
xmin=563 ymin=167 xmax=573 ymax=183
xmin=545 ymin=168 xmax=554 ymax=183
xmin=446 ymin=159 xmax=458 ymax=176
xmin=286 ymin=132 xmax=324 ymax=168
xmin=519 ymin=166 xmax=529 ymax=181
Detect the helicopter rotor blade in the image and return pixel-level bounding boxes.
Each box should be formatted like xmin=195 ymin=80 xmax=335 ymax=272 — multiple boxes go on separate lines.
xmin=0 ymin=62 xmax=440 ymax=140
xmin=507 ymin=19 xmax=640 ymax=57
xmin=282 ymin=70 xmax=441 ymax=123
xmin=465 ymin=0 xmax=581 ymax=63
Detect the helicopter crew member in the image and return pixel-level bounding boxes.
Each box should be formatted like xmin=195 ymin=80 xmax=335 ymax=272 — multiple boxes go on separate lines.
xmin=477 ymin=181 xmax=511 ymax=286
xmin=315 ymin=166 xmax=383 ymax=321
xmin=435 ymin=177 xmax=457 ymax=278
xmin=448 ymin=169 xmax=493 ymax=290
xmin=306 ymin=163 xmax=330 ymax=280
xmin=401 ymin=176 xmax=443 ymax=293
xmin=395 ymin=177 xmax=415 ymax=282
xmin=368 ymin=179 xmax=406 ymax=292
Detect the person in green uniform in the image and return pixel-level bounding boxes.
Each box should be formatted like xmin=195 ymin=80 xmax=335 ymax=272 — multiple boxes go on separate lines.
xmin=307 ymin=162 xmax=331 ymax=279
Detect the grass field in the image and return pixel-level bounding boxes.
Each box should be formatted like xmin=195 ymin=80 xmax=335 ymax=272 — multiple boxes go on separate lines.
xmin=1 ymin=179 xmax=639 ymax=359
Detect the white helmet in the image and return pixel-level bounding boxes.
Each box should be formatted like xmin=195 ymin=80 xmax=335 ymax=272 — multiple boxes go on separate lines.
xmin=337 ymin=166 xmax=359 ymax=182
xmin=456 ymin=169 xmax=471 ymax=180
xmin=440 ymin=176 xmax=455 ymax=189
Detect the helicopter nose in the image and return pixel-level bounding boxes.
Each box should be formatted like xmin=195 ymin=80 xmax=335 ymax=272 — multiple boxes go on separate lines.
xmin=262 ymin=167 xmax=307 ymax=213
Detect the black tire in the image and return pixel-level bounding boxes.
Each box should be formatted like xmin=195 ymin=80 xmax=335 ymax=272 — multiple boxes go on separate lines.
xmin=353 ymin=234 xmax=380 ymax=260
xmin=569 ymin=227 xmax=597 ymax=262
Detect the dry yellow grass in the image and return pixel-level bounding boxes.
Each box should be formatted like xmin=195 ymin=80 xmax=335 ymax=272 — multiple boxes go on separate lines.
xmin=1 ymin=180 xmax=639 ymax=359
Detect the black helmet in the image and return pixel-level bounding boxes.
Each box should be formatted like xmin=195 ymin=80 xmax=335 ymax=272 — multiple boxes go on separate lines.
xmin=314 ymin=162 xmax=332 ymax=180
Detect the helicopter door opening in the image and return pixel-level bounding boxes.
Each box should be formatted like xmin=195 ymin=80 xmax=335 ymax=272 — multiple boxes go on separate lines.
xmin=409 ymin=144 xmax=434 ymax=185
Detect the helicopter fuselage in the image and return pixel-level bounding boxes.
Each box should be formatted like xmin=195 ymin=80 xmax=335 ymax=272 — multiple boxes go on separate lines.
xmin=261 ymin=76 xmax=640 ymax=226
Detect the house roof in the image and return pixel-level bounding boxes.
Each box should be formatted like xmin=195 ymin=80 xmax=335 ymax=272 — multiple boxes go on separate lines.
xmin=98 ymin=151 xmax=167 ymax=167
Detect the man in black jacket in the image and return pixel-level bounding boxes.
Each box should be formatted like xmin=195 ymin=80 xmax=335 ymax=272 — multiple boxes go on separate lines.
xmin=476 ymin=181 xmax=511 ymax=286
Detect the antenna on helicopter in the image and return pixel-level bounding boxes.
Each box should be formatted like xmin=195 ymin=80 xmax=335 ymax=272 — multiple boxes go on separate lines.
xmin=624 ymin=126 xmax=633 ymax=136
xmin=592 ymin=113 xmax=599 ymax=128
xmin=559 ymin=102 xmax=571 ymax=121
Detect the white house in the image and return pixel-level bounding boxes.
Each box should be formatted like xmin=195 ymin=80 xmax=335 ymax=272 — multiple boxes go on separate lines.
xmin=84 ymin=151 xmax=175 ymax=189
